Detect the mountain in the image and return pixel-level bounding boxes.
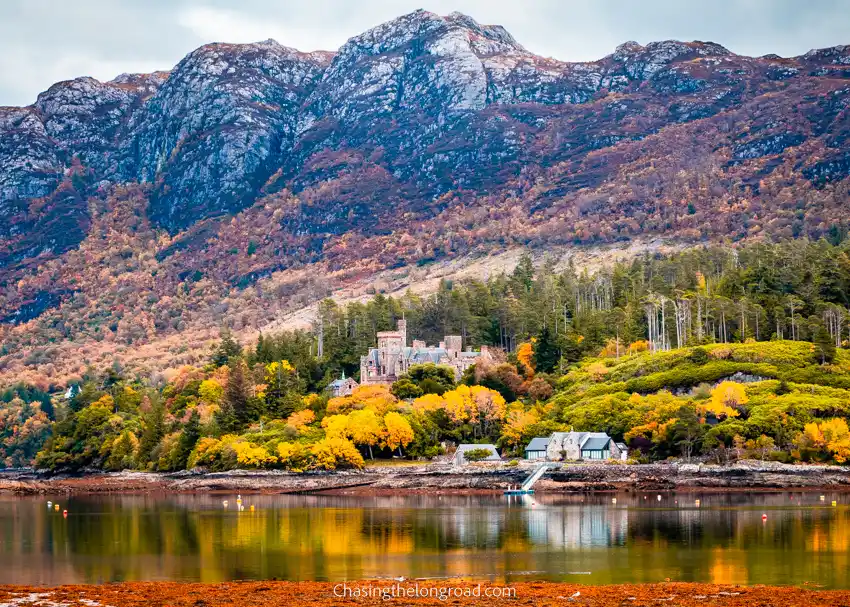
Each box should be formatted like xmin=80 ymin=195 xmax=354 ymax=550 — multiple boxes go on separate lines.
xmin=0 ymin=10 xmax=849 ymax=386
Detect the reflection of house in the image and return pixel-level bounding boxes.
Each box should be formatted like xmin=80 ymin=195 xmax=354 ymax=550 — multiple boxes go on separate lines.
xmin=454 ymin=444 xmax=500 ymax=465
xmin=525 ymin=437 xmax=550 ymax=460
xmin=327 ymin=373 xmax=358 ymax=397
xmin=360 ymin=319 xmax=492 ymax=384
xmin=531 ymin=432 xmax=627 ymax=461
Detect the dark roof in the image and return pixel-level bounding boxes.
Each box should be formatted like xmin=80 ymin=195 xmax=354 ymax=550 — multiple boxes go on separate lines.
xmin=581 ymin=436 xmax=611 ymax=451
xmin=525 ymin=437 xmax=550 ymax=451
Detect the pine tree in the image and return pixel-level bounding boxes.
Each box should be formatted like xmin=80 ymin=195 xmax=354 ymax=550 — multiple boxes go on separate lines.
xmin=532 ymin=325 xmax=560 ymax=373
xmin=211 ymin=328 xmax=242 ymax=367
xmin=177 ymin=409 xmax=201 ymax=469
xmin=813 ymin=322 xmax=836 ymax=365
xmin=216 ymin=359 xmax=254 ymax=432
xmin=138 ymin=397 xmax=165 ymax=467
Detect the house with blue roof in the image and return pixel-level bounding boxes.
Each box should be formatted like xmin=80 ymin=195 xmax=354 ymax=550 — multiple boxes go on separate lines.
xmin=524 ymin=432 xmax=628 ymax=461
xmin=524 ymin=437 xmax=550 ymax=460
xmin=327 ymin=372 xmax=359 ymax=397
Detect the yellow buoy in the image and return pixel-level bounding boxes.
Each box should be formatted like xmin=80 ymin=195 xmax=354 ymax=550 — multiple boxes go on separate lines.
xmin=250 ymin=505 xmax=255 ymax=512
xmin=695 ymin=499 xmax=701 ymax=507
xmin=832 ymin=501 xmax=838 ymax=507
xmin=54 ymin=504 xmax=60 ymax=511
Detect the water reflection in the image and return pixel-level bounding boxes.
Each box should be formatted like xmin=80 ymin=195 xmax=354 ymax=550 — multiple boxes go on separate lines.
xmin=0 ymin=492 xmax=847 ymax=587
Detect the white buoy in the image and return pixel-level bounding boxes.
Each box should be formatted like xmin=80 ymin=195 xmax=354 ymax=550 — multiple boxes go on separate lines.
xmin=820 ymin=495 xmax=825 ymax=502
xmin=657 ymin=495 xmax=662 ymax=501
xmin=47 ymin=501 xmax=52 ymax=509
xmin=612 ymin=497 xmax=617 ymax=504
xmin=695 ymin=499 xmax=701 ymax=507
xmin=223 ymin=500 xmax=229 ymax=508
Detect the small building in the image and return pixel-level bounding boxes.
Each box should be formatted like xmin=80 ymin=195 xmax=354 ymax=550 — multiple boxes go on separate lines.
xmin=454 ymin=443 xmax=501 ymax=466
xmin=327 ymin=373 xmax=359 ymax=397
xmin=524 ymin=437 xmax=550 ymax=460
xmin=615 ymin=442 xmax=629 ymax=461
xmin=547 ymin=431 xmax=624 ymax=461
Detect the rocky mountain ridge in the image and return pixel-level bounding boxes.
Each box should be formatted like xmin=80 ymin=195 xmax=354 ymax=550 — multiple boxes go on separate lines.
xmin=0 ymin=10 xmax=849 ymax=383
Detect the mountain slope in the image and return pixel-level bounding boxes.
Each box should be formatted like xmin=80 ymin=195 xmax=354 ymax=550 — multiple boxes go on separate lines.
xmin=0 ymin=10 xmax=849 ymax=385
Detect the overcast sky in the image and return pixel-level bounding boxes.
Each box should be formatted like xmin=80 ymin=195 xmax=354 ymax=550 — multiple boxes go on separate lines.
xmin=2 ymin=0 xmax=849 ymax=107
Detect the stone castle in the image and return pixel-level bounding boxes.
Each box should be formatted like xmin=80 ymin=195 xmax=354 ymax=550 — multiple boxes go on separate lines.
xmin=359 ymin=319 xmax=492 ymax=385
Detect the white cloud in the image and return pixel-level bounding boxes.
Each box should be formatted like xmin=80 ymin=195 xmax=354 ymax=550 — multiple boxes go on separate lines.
xmin=1 ymin=0 xmax=849 ymax=106
xmin=176 ymin=5 xmax=348 ymax=51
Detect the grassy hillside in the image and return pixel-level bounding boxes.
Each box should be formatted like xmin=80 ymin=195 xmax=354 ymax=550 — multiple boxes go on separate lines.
xmin=552 ymin=341 xmax=850 ymax=462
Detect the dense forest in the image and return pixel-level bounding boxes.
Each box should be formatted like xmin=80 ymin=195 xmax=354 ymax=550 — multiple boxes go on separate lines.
xmin=2 ymin=239 xmax=850 ymax=470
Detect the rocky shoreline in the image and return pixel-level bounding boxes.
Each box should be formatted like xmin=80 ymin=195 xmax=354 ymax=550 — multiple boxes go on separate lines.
xmin=2 ymin=460 xmax=850 ymax=495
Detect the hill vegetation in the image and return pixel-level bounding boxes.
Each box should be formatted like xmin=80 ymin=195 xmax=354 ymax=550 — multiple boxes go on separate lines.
xmin=1 ymin=239 xmax=849 ymax=470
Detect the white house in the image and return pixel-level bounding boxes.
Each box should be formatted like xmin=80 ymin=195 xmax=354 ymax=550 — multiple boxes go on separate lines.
xmin=546 ymin=431 xmax=626 ymax=461
xmin=454 ymin=444 xmax=500 ymax=465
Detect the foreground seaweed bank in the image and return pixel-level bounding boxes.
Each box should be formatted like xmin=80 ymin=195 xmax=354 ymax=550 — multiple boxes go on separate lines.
xmin=1 ymin=582 xmax=849 ymax=607
xmin=3 ymin=460 xmax=850 ymax=495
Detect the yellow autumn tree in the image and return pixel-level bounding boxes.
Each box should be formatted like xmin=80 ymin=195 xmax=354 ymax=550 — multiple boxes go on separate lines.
xmin=277 ymin=441 xmax=311 ymax=471
xmin=347 ymin=408 xmax=384 ymax=459
xmin=411 ymin=392 xmax=445 ymax=415
xmin=327 ymin=384 xmax=398 ymax=415
xmin=706 ymin=382 xmax=747 ymax=418
xmin=501 ymin=405 xmax=539 ymax=449
xmin=383 ymin=412 xmax=414 ymax=456
xmin=470 ymin=385 xmax=507 ymax=434
xmin=797 ymin=418 xmax=850 ymax=463
xmin=443 ymin=384 xmax=477 ymax=424
xmin=311 ymin=437 xmax=364 ymax=470
xmin=231 ymin=441 xmax=276 ymax=468
xmin=321 ymin=414 xmax=351 ymax=439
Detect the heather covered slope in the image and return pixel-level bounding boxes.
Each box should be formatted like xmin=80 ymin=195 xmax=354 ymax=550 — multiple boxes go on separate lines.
xmin=0 ymin=10 xmax=849 ymax=383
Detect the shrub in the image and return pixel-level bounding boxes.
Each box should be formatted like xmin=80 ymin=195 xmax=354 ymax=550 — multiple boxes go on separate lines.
xmin=463 ymin=447 xmax=495 ymax=462
xmin=276 ymin=441 xmax=311 ymax=472
xmin=187 ymin=437 xmax=226 ymax=469
xmin=231 ymin=441 xmax=276 ymax=468
xmin=311 ymin=437 xmax=365 ymax=470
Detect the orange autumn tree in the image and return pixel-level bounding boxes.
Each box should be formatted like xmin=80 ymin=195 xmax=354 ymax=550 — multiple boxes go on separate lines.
xmin=516 ymin=340 xmax=535 ymax=375
xmin=285 ymin=409 xmax=315 ymax=434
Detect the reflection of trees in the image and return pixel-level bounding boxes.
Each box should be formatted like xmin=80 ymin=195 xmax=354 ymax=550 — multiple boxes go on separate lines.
xmin=0 ymin=493 xmax=848 ymax=587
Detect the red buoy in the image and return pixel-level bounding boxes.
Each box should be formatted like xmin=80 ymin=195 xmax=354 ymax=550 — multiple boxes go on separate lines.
xmin=762 ymin=514 xmax=767 ymax=520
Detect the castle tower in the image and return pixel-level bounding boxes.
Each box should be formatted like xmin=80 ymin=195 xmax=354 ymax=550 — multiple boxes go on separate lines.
xmin=397 ymin=318 xmax=407 ymax=347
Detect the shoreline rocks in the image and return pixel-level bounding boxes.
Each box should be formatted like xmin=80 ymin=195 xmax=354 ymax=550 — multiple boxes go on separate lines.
xmin=2 ymin=460 xmax=850 ymax=495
